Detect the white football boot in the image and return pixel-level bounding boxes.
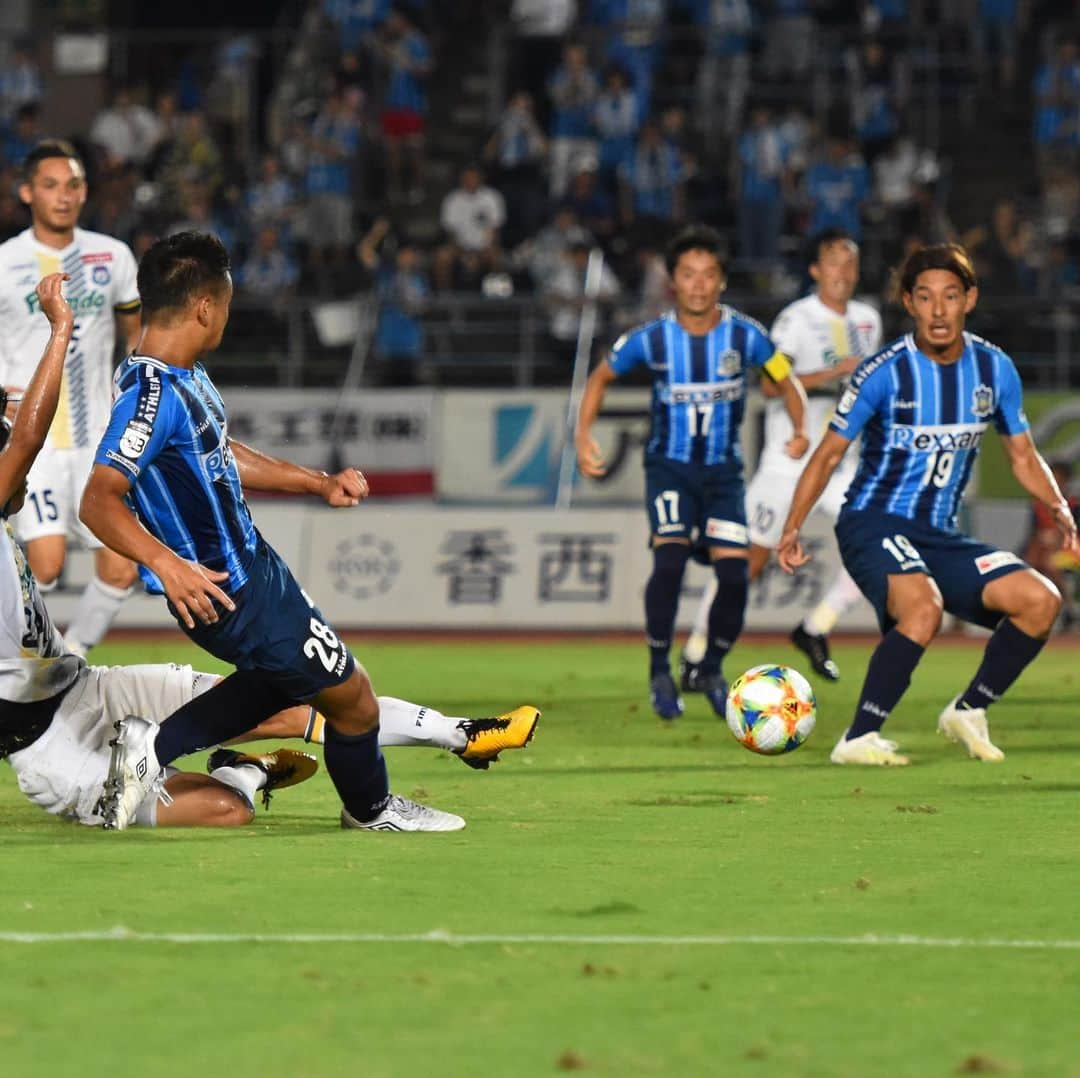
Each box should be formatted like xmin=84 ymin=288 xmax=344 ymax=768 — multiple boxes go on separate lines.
xmin=937 ymin=698 xmax=1005 ymax=761
xmin=830 ymin=730 xmax=910 ymax=766
xmin=341 ymin=794 xmax=465 ymax=832
xmin=100 ymin=715 xmax=163 ymax=830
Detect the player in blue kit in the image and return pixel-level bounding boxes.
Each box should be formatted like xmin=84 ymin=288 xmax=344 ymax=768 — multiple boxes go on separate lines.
xmin=777 ymin=243 xmax=1079 ymax=765
xmin=576 ymin=225 xmax=808 ymax=720
xmin=79 ymin=232 xmax=533 ymax=830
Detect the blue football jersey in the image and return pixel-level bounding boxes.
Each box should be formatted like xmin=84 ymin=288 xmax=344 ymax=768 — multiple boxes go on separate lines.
xmin=95 ymin=355 xmax=258 ymax=595
xmin=830 ymin=333 xmax=1029 ymax=532
xmin=609 ymin=306 xmax=777 ymax=467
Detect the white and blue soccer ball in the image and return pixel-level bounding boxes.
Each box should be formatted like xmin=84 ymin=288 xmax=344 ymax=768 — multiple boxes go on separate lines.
xmin=725 ymin=664 xmax=817 ymax=755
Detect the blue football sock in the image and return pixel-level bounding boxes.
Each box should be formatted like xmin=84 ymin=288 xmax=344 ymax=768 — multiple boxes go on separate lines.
xmin=323 ymin=723 xmax=390 ymax=821
xmin=154 ymin=670 xmax=293 ymax=766
xmin=703 ymin=558 xmax=749 ymax=675
xmin=645 ymin=543 xmax=690 ymax=675
xmin=958 ymin=618 xmax=1046 ymax=711
xmin=846 ymin=629 xmax=925 ymax=740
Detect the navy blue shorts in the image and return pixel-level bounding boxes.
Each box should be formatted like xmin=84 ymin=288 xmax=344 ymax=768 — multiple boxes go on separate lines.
xmin=835 ymin=510 xmax=1029 ymax=633
xmin=644 ymin=456 xmax=747 ymax=549
xmin=179 ymin=536 xmax=355 ymax=702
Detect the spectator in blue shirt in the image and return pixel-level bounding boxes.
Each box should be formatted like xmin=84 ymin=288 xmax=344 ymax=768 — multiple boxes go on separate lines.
xmin=1033 ymin=37 xmax=1080 ymax=168
xmin=324 ymin=0 xmax=391 ymax=52
xmin=735 ymin=103 xmax=788 ymax=270
xmin=806 ymin=135 xmax=869 ymax=239
xmin=547 ymin=42 xmax=600 ymax=197
xmin=305 ymin=86 xmax=363 ymax=270
xmin=593 ymin=65 xmax=639 ymax=187
xmin=484 ymin=90 xmax=548 ymax=247
xmin=374 ymin=9 xmax=431 ymax=203
xmin=238 ymin=224 xmax=301 ymax=302
xmin=973 ymin=0 xmax=1024 ymax=94
xmin=0 ymin=40 xmax=43 ymax=125
xmin=618 ymin=121 xmax=685 ymax=229
xmin=1 ymin=103 xmax=41 ymax=170
xmin=690 ymin=0 xmax=752 ymax=146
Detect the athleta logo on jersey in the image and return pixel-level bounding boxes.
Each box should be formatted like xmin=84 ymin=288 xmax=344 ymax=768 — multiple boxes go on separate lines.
xmin=24 ymin=289 xmax=106 ymax=315
xmin=887 ymin=422 xmax=987 ymax=452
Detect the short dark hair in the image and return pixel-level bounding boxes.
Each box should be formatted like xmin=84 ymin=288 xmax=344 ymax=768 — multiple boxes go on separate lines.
xmin=664 ymin=224 xmax=727 ymax=277
xmin=899 ymin=243 xmax=977 ymax=294
xmin=22 ymin=139 xmax=83 ymax=183
xmin=138 ymin=231 xmax=231 ymax=320
xmin=808 ymin=228 xmax=857 ymax=266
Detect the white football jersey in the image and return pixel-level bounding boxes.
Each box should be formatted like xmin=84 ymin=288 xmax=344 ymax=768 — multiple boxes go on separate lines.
xmin=0 ymin=521 xmax=82 ymax=704
xmin=0 ymin=228 xmax=139 ymax=451
xmin=757 ymin=292 xmax=882 ymax=478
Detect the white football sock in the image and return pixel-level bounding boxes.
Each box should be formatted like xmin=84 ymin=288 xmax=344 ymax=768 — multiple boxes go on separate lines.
xmin=209 ymin=764 xmax=266 ymax=811
xmin=376 ymin=696 xmax=468 ymax=751
xmin=802 ymin=569 xmax=863 ymax=637
xmin=684 ymin=576 xmax=718 ymax=663
xmin=64 ymin=577 xmax=133 ymax=654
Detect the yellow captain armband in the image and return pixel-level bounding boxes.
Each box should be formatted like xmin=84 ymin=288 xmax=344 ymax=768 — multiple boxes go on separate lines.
xmin=763 ymin=351 xmax=792 ymax=383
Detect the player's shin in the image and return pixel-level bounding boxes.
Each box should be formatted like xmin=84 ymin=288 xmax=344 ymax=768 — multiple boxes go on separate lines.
xmin=957 ymin=618 xmax=1048 ymax=712
xmin=63 ymin=577 xmax=134 ymax=656
xmin=375 ymin=696 xmax=465 ymax=750
xmin=154 ymin=670 xmax=294 ymax=765
xmin=323 ymin=723 xmax=391 ymax=821
xmin=703 ymin=557 xmax=749 ymax=675
xmin=645 ymin=543 xmax=691 ymax=674
xmin=846 ymin=629 xmax=925 ymax=740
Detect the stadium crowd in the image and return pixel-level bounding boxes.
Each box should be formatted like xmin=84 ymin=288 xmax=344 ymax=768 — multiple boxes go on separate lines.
xmin=0 ymin=1 xmax=1077 ymax=377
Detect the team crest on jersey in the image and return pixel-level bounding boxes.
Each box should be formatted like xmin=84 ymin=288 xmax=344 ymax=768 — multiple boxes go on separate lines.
xmin=719 ymin=349 xmax=740 ymax=376
xmin=92 ymin=265 xmax=110 ymax=285
xmin=119 ymin=419 xmax=152 ymax=458
xmin=836 ymin=386 xmax=858 ymax=414
xmin=971 ymin=383 xmax=994 ymax=419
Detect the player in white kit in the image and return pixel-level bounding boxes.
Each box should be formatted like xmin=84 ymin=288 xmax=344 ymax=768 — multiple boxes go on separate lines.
xmin=681 ymin=230 xmax=882 ymax=685
xmin=1 ymin=279 xmax=539 ymax=829
xmin=0 ymin=140 xmax=142 ymax=657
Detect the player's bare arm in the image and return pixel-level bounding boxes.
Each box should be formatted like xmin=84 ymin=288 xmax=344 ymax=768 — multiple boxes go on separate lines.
xmin=228 ymin=439 xmax=369 ymax=505
xmin=575 ymin=360 xmax=618 ymax=478
xmin=771 ymin=369 xmax=809 ymax=459
xmin=0 ymin=274 xmax=73 ymax=505
xmin=776 ymin=430 xmax=851 ymax=574
xmin=1000 ymin=431 xmax=1080 ymax=556
xmin=80 ymin=464 xmax=235 ymax=627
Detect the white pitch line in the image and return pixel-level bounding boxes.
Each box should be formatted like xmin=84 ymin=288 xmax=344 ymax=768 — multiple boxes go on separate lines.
xmin=1 ymin=929 xmax=1080 ymax=949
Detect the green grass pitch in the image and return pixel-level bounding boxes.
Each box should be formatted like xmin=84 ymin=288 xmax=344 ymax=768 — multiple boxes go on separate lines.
xmin=2 ymin=633 xmax=1080 ymax=1077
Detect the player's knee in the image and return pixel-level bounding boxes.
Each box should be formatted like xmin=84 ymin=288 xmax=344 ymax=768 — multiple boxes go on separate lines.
xmin=650 ymin=542 xmax=691 ymax=584
xmin=28 ymin=558 xmax=63 ymax=587
xmin=322 ymin=670 xmax=380 ymax=736
xmin=901 ymin=596 xmax=943 ymax=645
xmin=96 ymin=561 xmax=138 ymax=590
xmin=1027 ymin=578 xmax=1062 ymax=633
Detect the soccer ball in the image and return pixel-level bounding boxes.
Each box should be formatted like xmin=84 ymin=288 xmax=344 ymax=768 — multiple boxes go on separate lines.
xmin=725 ymin=665 xmax=817 ymax=755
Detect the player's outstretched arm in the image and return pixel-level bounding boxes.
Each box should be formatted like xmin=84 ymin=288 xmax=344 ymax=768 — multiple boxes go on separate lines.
xmin=80 ymin=464 xmax=236 ymax=627
xmin=0 ymin=274 xmax=73 ymax=507
xmin=228 ymin=439 xmax=369 ymax=506
xmin=575 ymin=361 xmax=618 ymax=478
xmin=776 ymin=430 xmax=851 ymax=574
xmin=1001 ymin=431 xmax=1080 ymax=557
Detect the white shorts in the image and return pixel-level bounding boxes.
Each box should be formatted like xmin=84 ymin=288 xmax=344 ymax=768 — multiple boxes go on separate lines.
xmin=7 ymin=663 xmax=207 ymax=827
xmin=746 ymin=467 xmax=855 ymax=548
xmin=11 ymin=445 xmax=102 ymax=547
